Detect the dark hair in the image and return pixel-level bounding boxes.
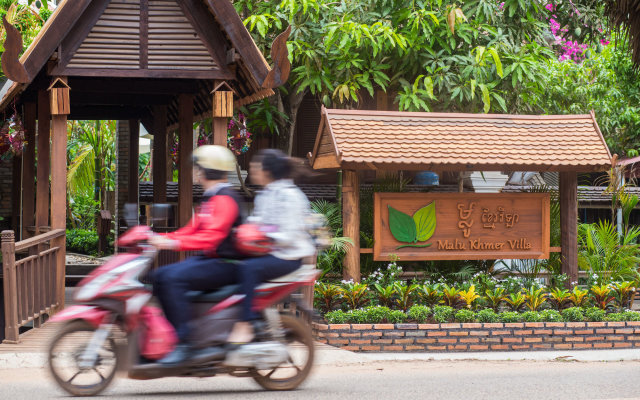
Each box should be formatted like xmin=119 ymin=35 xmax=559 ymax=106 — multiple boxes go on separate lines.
xmin=253 ymin=149 xmax=293 ymax=180
xmin=198 ymin=166 xmax=227 ymax=181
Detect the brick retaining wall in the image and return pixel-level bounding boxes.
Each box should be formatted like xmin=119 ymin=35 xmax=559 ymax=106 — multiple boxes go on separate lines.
xmin=313 ymin=322 xmax=640 ymax=352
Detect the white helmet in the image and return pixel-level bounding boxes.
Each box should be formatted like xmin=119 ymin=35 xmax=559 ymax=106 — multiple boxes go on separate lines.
xmin=192 ymin=145 xmax=236 ymax=172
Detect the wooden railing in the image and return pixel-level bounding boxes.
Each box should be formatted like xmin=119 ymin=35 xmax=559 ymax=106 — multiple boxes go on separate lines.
xmin=2 ymin=229 xmax=65 ymax=344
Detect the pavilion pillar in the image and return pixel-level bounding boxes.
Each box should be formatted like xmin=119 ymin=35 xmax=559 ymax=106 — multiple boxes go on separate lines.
xmin=11 ymin=149 xmax=21 ymax=235
xmin=178 ymin=94 xmax=194 ymax=228
xmin=128 ymin=120 xmax=139 ymax=204
xmin=342 ymin=169 xmax=360 ymax=282
xmin=21 ymin=103 xmax=36 ymax=240
xmin=152 ymin=105 xmax=168 ymax=204
xmin=212 ymin=85 xmax=232 ymax=147
xmin=560 ymin=171 xmax=578 ymax=286
xmin=35 ymin=90 xmax=50 ymax=235
xmin=49 ymin=77 xmax=69 ymax=311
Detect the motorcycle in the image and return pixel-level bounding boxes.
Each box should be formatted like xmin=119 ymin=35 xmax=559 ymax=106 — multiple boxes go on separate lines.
xmin=47 ymin=222 xmax=318 ymax=397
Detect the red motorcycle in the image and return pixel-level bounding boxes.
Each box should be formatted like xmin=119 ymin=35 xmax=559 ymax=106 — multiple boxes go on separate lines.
xmin=47 ymin=225 xmax=318 ymax=396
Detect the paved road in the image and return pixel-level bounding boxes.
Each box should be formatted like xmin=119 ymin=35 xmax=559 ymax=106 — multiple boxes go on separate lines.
xmin=2 ymin=360 xmax=640 ymax=399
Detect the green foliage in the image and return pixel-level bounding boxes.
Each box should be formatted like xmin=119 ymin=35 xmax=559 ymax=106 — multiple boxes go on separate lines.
xmin=605 ymin=312 xmax=625 ymax=322
xmin=454 ymin=309 xmax=476 ymax=323
xmin=310 ymin=200 xmax=352 ymax=275
xmin=314 ymin=282 xmax=342 ymax=313
xmin=459 ymin=285 xmax=481 ymax=309
xmin=407 ymin=305 xmax=431 ymax=323
xmin=418 ymin=283 xmax=442 ymax=307
xmin=521 ymin=311 xmax=542 ymax=323
xmin=433 ymin=305 xmax=455 ymax=323
xmin=441 ymin=284 xmax=462 ymax=308
xmin=549 ymin=287 xmax=571 ymax=311
xmin=484 ymin=287 xmax=506 ymax=312
xmin=388 ymin=310 xmax=407 ymax=324
xmin=590 ymin=284 xmax=615 ymax=310
xmin=584 ymin=307 xmax=606 ymax=322
xmin=476 ymin=308 xmax=500 ymax=323
xmin=524 ymin=287 xmax=547 ymax=311
xmin=562 ymin=307 xmax=585 ymax=322
xmin=341 ymin=282 xmax=370 ymax=309
xmin=540 ymin=309 xmax=563 ymax=322
xmin=505 ymin=292 xmax=526 ymax=312
xmin=324 ymin=310 xmax=348 ymax=324
xmin=393 ymin=282 xmax=418 ymax=312
xmin=623 ymin=311 xmax=640 ymax=321
xmin=373 ymin=284 xmax=396 ymax=308
xmin=347 ymin=309 xmax=368 ymax=323
xmin=612 ymin=281 xmax=637 ymax=310
xmin=499 ymin=311 xmax=521 ymax=323
xmin=68 ymin=194 xmax=99 ymax=230
xmin=365 ymin=306 xmax=392 ymax=323
xmin=568 ymin=287 xmax=590 ymax=308
xmin=65 ymin=229 xmax=99 ymax=256
xmin=578 ymin=221 xmax=640 ymax=284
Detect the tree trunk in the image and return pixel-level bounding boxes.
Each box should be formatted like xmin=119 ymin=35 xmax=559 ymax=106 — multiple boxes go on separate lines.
xmin=282 ymin=87 xmax=307 ymax=156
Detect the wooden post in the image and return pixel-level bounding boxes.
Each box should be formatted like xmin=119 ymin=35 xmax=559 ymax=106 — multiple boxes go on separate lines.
xmin=212 ymin=84 xmax=232 ymax=147
xmin=212 ymin=117 xmax=227 ymax=146
xmin=560 ymin=171 xmax=578 ymax=286
xmin=342 ymin=170 xmax=360 ymax=282
xmin=178 ymin=94 xmax=194 ymax=228
xmin=49 ymin=77 xmax=69 ymax=311
xmin=128 ymin=120 xmax=140 ymax=204
xmin=22 ymin=103 xmax=36 ymax=240
xmin=152 ymin=105 xmax=168 ymax=203
xmin=11 ymin=153 xmax=21 ymax=235
xmin=2 ymin=231 xmax=18 ymax=343
xmin=36 ymin=90 xmax=50 ymax=234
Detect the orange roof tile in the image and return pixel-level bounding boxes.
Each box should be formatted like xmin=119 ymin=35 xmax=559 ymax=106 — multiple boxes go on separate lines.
xmin=309 ymin=108 xmax=613 ymax=172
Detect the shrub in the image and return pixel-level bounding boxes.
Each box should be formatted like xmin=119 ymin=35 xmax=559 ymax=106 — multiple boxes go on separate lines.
xmin=66 ymin=229 xmax=99 ymax=256
xmin=407 ymin=305 xmax=431 ymax=323
xmin=521 ymin=311 xmax=542 ymax=322
xmin=499 ymin=311 xmax=521 ymax=323
xmin=540 ymin=309 xmax=563 ymax=322
xmin=562 ymin=307 xmax=585 ymax=322
xmin=325 ymin=310 xmax=348 ymax=324
xmin=455 ymin=309 xmax=476 ymax=323
xmin=365 ymin=306 xmax=391 ymax=323
xmin=347 ymin=309 xmax=368 ymax=323
xmin=605 ymin=313 xmax=625 ymax=322
xmin=388 ymin=310 xmax=407 ymax=324
xmin=476 ymin=308 xmax=500 ymax=323
xmin=623 ymin=311 xmax=640 ymax=321
xmin=433 ymin=305 xmax=455 ymax=323
xmin=315 ymin=282 xmax=343 ymax=313
xmin=584 ymin=307 xmax=606 ymax=322
xmin=341 ymin=283 xmax=370 ymax=309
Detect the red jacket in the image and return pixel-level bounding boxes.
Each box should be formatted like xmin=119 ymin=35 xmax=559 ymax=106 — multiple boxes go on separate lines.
xmin=163 ymin=185 xmax=242 ymax=257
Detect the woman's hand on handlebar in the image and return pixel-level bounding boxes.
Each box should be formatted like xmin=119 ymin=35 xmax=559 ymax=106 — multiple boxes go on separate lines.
xmin=148 ymin=234 xmax=179 ymax=250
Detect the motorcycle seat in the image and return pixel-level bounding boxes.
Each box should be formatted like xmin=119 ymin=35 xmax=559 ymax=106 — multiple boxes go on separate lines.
xmin=186 ymin=284 xmax=241 ymax=303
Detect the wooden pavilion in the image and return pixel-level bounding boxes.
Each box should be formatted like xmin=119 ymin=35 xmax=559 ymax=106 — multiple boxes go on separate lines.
xmin=1 ymin=0 xmax=283 ymax=343
xmin=309 ymin=108 xmax=614 ymax=283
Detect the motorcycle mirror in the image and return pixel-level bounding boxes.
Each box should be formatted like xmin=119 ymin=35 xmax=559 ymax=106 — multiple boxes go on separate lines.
xmin=151 ymin=204 xmax=171 ymax=226
xmin=124 ymin=203 xmax=139 ymax=227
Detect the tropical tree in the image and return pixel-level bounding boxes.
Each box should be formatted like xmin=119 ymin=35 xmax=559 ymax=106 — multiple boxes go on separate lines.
xmin=0 ymin=1 xmax=51 ymax=69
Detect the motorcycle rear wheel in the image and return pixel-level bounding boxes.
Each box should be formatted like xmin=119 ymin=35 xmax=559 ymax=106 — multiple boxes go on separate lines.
xmin=48 ymin=320 xmax=119 ymax=396
xmin=251 ymin=314 xmax=315 ymax=391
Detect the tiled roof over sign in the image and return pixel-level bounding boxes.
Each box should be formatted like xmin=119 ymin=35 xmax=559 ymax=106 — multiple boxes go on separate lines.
xmin=310 ymin=109 xmax=613 ymax=172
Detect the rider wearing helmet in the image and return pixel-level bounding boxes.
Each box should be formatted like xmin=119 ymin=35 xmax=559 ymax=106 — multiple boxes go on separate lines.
xmin=150 ymin=145 xmax=243 ymax=365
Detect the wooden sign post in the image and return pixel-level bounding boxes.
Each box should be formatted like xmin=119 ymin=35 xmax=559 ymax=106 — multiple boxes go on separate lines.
xmin=211 ymin=81 xmax=235 ymax=147
xmin=374 ymin=193 xmax=550 ymax=261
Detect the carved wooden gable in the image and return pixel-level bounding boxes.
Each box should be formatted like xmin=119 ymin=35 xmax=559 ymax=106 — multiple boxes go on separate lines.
xmin=61 ymin=0 xmax=224 ymax=77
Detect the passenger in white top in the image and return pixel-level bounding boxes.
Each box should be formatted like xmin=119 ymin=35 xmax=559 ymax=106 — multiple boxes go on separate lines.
xmin=228 ymin=149 xmax=315 ymax=344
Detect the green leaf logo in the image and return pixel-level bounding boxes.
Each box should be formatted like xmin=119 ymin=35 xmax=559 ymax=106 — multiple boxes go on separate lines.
xmin=388 ymin=202 xmax=436 ymax=249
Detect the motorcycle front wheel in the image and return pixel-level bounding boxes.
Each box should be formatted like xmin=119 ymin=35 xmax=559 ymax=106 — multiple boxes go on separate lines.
xmin=251 ymin=313 xmax=315 ymax=391
xmin=48 ymin=320 xmax=119 ymax=396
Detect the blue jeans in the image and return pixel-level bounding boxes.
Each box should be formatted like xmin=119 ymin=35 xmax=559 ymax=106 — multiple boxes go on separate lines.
xmin=153 ymin=256 xmax=237 ymax=342
xmin=238 ymin=255 xmax=301 ymax=321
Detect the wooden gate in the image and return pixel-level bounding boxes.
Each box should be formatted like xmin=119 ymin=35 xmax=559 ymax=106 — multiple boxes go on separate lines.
xmin=2 ymin=229 xmax=65 ymax=343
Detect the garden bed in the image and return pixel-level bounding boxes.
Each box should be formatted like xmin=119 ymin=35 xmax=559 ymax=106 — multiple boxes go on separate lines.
xmin=313 ymin=321 xmax=640 ymax=352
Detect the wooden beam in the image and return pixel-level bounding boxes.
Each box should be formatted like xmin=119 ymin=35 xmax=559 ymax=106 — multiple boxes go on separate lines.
xmin=560 ymin=171 xmax=578 ymax=286
xmin=35 ymin=90 xmax=50 ymax=234
xmin=55 ymin=67 xmax=236 ymax=81
xmin=67 ymin=78 xmax=201 ymax=94
xmin=50 ymin=103 xmax=68 ymax=311
xmin=139 ymin=0 xmax=149 ymax=69
xmin=178 ymin=94 xmax=194 ymax=227
xmin=342 ymin=170 xmax=360 ymax=282
xmin=68 ymin=105 xmax=151 ymax=121
xmin=152 ymin=105 xmax=168 ymax=203
xmin=22 ymin=102 xmax=36 ymax=239
xmin=128 ymin=120 xmax=140 ymax=204
xmin=70 ymin=92 xmax=174 ymax=106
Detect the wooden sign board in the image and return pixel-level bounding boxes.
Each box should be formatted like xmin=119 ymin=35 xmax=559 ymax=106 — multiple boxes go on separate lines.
xmin=373 ymin=193 xmax=550 ymax=261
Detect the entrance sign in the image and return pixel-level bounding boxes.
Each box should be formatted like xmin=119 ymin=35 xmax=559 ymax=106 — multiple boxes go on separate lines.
xmin=374 ymin=193 xmax=550 ymax=261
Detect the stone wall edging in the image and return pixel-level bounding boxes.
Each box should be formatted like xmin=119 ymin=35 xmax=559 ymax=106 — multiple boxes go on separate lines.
xmin=312 ymin=321 xmax=640 ymax=352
